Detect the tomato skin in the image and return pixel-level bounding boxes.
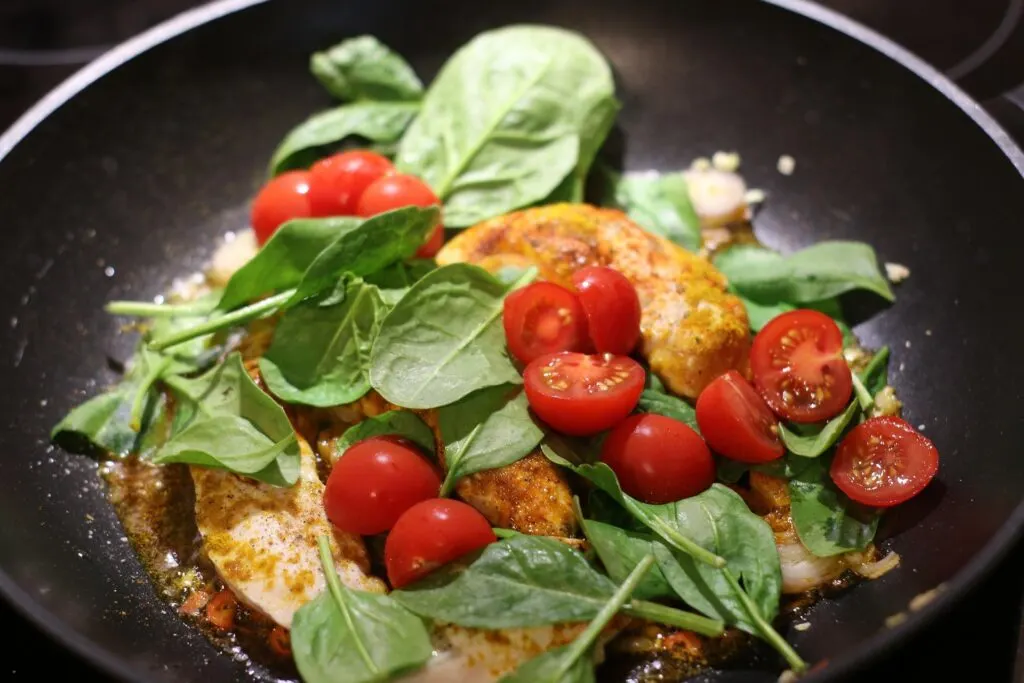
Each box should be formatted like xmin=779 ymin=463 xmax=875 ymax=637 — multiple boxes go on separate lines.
xmin=571 ymin=266 xmax=642 ymax=355
xmin=205 ymin=589 xmax=237 ymax=631
xmin=503 ymin=282 xmax=588 ymax=364
xmin=418 ymin=225 xmax=445 ymax=258
xmin=251 ymin=171 xmax=314 ymax=245
xmin=696 ymin=370 xmax=784 ymax=464
xmin=385 ymin=499 xmax=496 ymax=588
xmin=356 ymin=172 xmax=443 ymax=258
xmin=523 ymin=352 xmax=645 ymax=436
xmin=750 ymin=309 xmax=853 ymax=423
xmin=830 ymin=416 xmax=939 ymax=507
xmin=308 ymin=150 xmax=394 ymax=216
xmin=601 ymin=414 xmax=714 ymax=504
xmin=323 ymin=437 xmax=441 ymax=535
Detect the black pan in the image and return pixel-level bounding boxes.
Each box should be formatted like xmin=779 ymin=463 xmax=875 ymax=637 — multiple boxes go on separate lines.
xmin=1 ymin=0 xmax=1022 ymax=681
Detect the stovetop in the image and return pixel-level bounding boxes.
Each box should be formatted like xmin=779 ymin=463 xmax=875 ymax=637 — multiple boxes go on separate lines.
xmin=3 ymin=0 xmax=1023 ymax=680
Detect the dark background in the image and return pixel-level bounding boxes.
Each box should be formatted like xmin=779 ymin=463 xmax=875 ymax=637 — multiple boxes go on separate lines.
xmin=1 ymin=0 xmax=1021 ymax=680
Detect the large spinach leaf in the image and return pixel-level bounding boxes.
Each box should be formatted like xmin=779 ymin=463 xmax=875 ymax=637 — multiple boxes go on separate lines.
xmin=370 ymin=264 xmax=526 ymax=409
xmin=364 ymin=259 xmax=436 ymax=305
xmin=310 ymin=36 xmax=423 ymax=102
xmin=259 ymin=278 xmax=387 ymax=407
xmin=636 ymin=389 xmax=699 ymax=432
xmin=606 ymin=170 xmax=702 ymax=252
xmin=788 ymin=458 xmax=879 ymax=557
xmin=333 ymin=410 xmax=436 ymax=459
xmin=438 ymin=384 xmax=543 ymax=495
xmin=291 ymin=536 xmax=432 ymax=683
xmin=51 ymin=377 xmax=152 ymax=457
xmin=779 ymin=399 xmax=859 ymax=458
xmin=396 ymin=25 xmax=616 ymax=227
xmin=581 ymin=518 xmax=674 ymax=601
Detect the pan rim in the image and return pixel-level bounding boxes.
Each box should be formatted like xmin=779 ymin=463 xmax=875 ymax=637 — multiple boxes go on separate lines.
xmin=0 ymin=0 xmax=1021 ymax=681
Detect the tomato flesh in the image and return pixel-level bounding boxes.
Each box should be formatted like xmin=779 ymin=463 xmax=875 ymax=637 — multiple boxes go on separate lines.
xmin=696 ymin=370 xmax=784 ymax=463
xmin=251 ymin=170 xmax=314 ymax=245
xmin=308 ymin=150 xmax=394 ymax=216
xmin=523 ymin=352 xmax=645 ymax=436
xmin=750 ymin=309 xmax=852 ymax=423
xmin=323 ymin=436 xmax=441 ymax=535
xmin=355 ymin=172 xmax=443 ymax=258
xmin=830 ymin=416 xmax=939 ymax=507
xmin=601 ymin=413 xmax=714 ymax=503
xmin=503 ymin=282 xmax=588 ymax=364
xmin=385 ymin=499 xmax=496 ymax=588
xmin=572 ymin=266 xmax=642 ymax=355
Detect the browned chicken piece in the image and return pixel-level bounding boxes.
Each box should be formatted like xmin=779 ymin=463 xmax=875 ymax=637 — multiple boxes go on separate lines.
xmin=436 ymin=203 xmax=751 ymax=399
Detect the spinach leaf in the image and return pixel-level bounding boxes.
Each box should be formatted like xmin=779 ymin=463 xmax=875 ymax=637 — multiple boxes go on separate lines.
xmin=788 ymin=458 xmax=879 ymax=557
xmin=310 ymin=36 xmax=424 ymax=102
xmin=713 ymin=242 xmax=894 ymax=304
xmin=51 ymin=379 xmax=150 ymax=456
xmin=779 ymin=399 xmax=859 ymax=458
xmin=370 ymin=264 xmax=525 ymax=409
xmin=291 ymin=536 xmax=432 ymax=683
xmin=636 ymin=389 xmax=699 ymax=432
xmin=364 ymin=259 xmax=436 ymax=305
xmin=438 ymin=384 xmax=543 ymax=495
xmin=269 ymin=101 xmax=419 ymax=175
xmin=581 ymin=518 xmax=674 ymax=600
xmin=715 ymin=457 xmax=749 ymax=484
xmin=157 ymin=353 xmax=300 ymax=486
xmin=396 ymin=25 xmax=616 ymax=227
xmin=861 ymin=346 xmax=891 ymax=395
xmin=333 ymin=410 xmax=436 ymax=458
xmin=218 ymin=217 xmax=358 ymax=311
xmin=259 ymin=279 xmax=387 ymax=407
xmin=607 ymin=171 xmax=701 ymax=251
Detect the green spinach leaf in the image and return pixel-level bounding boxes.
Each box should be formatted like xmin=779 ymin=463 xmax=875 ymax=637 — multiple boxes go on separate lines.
xmin=364 ymin=259 xmax=437 ymax=305
xmin=636 ymin=389 xmax=699 ymax=432
xmin=291 ymin=536 xmax=432 ymax=683
xmin=861 ymin=346 xmax=891 ymax=396
xmin=779 ymin=399 xmax=859 ymax=458
xmin=370 ymin=264 xmax=525 ymax=409
xmin=269 ymin=101 xmax=419 ymax=175
xmin=788 ymin=458 xmax=879 ymax=557
xmin=396 ymin=25 xmax=616 ymax=227
xmin=581 ymin=518 xmax=674 ymax=600
xmin=607 ymin=171 xmax=701 ymax=251
xmin=51 ymin=379 xmax=150 ymax=456
xmin=333 ymin=410 xmax=436 ymax=459
xmin=310 ymin=35 xmax=424 ymax=102
xmin=259 ymin=278 xmax=387 ymax=407
xmin=438 ymin=384 xmax=543 ymax=495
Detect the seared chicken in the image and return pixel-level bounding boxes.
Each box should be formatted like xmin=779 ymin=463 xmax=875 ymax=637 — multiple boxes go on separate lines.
xmin=437 ymin=203 xmax=750 ymax=398
xmin=191 ymin=436 xmax=385 ymax=627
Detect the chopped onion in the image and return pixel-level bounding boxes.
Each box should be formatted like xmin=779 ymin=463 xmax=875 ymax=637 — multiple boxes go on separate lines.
xmin=849 ymin=550 xmax=901 ymax=580
xmin=777 ymin=533 xmax=846 ymax=594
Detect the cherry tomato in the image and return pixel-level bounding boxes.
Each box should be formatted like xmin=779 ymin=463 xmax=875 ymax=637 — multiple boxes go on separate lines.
xmin=385 ymin=499 xmax=496 ymax=588
xmin=323 ymin=436 xmax=441 ymax=535
xmin=307 ymin=150 xmax=393 ymax=216
xmin=696 ymin=370 xmax=784 ymax=463
xmin=251 ymin=170 xmax=314 ymax=245
xmin=205 ymin=589 xmax=236 ymax=630
xmin=356 ymin=172 xmax=443 ymax=258
xmin=523 ymin=352 xmax=645 ymax=436
xmin=601 ymin=413 xmax=714 ymax=503
xmin=571 ymin=266 xmax=642 ymax=355
xmin=750 ymin=309 xmax=853 ymax=423
xmin=268 ymin=625 xmax=291 ymax=658
xmin=503 ymin=282 xmax=588 ymax=364
xmin=830 ymin=416 xmax=939 ymax=507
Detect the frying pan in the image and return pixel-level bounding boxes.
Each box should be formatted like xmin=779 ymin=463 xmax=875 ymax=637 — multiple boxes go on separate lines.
xmin=1 ymin=0 xmax=1022 ymax=680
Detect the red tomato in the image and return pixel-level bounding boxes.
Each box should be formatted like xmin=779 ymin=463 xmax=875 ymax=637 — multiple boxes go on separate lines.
xmin=696 ymin=370 xmax=784 ymax=463
xmin=571 ymin=266 xmax=642 ymax=355
xmin=503 ymin=282 xmax=588 ymax=364
xmin=600 ymin=413 xmax=714 ymax=503
xmin=307 ymin=150 xmax=393 ymax=216
xmin=205 ymin=590 xmax=236 ymax=631
xmin=251 ymin=170 xmax=314 ymax=245
xmin=356 ymin=172 xmax=443 ymax=258
xmin=385 ymin=499 xmax=496 ymax=588
xmin=830 ymin=416 xmax=939 ymax=507
xmin=750 ymin=309 xmax=853 ymax=423
xmin=523 ymin=352 xmax=645 ymax=436
xmin=323 ymin=437 xmax=441 ymax=535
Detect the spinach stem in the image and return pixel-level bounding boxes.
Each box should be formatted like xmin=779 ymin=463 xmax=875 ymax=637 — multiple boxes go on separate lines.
xmin=106 ymin=300 xmax=213 ymax=317
xmin=315 ymin=535 xmax=379 ymax=675
xmin=128 ymin=355 xmax=171 ymax=431
xmin=851 ymin=372 xmax=873 ymax=411
xmin=623 ymin=600 xmax=724 ymax=637
xmin=650 ymin=519 xmax=727 ymax=568
xmin=722 ymin=568 xmax=806 ymax=672
xmin=492 ymin=527 xmax=519 ymax=539
xmin=149 ymin=290 xmax=292 ymax=351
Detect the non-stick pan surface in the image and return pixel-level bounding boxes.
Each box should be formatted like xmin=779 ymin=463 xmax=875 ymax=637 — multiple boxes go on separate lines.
xmin=1 ymin=0 xmax=1021 ymax=681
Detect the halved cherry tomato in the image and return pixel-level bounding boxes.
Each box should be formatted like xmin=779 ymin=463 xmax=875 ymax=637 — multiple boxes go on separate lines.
xmin=503 ymin=282 xmax=588 ymax=364
xmin=384 ymin=499 xmax=496 ymax=588
xmin=251 ymin=170 xmax=313 ymax=245
xmin=356 ymin=172 xmax=443 ymax=258
xmin=523 ymin=352 xmax=645 ymax=436
xmin=308 ymin=150 xmax=393 ymax=216
xmin=205 ymin=589 xmax=236 ymax=631
xmin=696 ymin=370 xmax=784 ymax=463
xmin=750 ymin=309 xmax=852 ymax=423
xmin=571 ymin=266 xmax=642 ymax=355
xmin=830 ymin=416 xmax=939 ymax=507
xmin=601 ymin=413 xmax=714 ymax=503
xmin=323 ymin=436 xmax=441 ymax=535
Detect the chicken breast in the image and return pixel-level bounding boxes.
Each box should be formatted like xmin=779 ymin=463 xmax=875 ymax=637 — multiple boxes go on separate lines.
xmin=437 ymin=203 xmax=750 ymax=399
xmin=191 ymin=436 xmax=385 ymax=627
